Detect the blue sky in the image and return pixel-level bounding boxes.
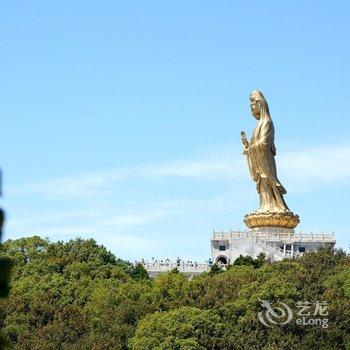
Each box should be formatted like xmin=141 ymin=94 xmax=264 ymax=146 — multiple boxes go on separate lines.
xmin=1 ymin=1 xmax=350 ymax=261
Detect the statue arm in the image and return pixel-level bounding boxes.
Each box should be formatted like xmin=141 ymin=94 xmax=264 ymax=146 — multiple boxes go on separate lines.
xmin=250 ymin=121 xmax=273 ymax=149
xmin=241 ymin=133 xmax=258 ymax=182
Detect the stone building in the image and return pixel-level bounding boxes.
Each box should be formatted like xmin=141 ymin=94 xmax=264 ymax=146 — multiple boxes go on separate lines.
xmin=211 ymin=228 xmax=336 ymax=265
xmin=140 ymin=227 xmax=336 ymax=277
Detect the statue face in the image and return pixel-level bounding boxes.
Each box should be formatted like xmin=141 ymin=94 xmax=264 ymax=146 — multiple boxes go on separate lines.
xmin=250 ymin=99 xmax=261 ymax=119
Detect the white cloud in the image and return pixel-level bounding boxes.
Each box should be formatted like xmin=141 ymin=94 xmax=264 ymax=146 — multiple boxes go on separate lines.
xmin=279 ymin=144 xmax=350 ymax=193
xmin=8 ymin=170 xmax=125 ymax=198
xmin=6 ymin=143 xmax=350 ymax=254
xmin=8 ymin=143 xmax=350 ymax=204
xmin=102 ymin=208 xmax=174 ymax=227
xmin=141 ymin=157 xmax=244 ymax=179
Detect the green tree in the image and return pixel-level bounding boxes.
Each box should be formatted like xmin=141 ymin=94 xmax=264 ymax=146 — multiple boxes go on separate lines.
xmin=132 ymin=263 xmax=150 ymax=280
xmin=129 ymin=307 xmax=228 ymax=350
xmin=0 ymin=207 xmax=12 ymax=350
xmin=232 ymin=253 xmax=266 ymax=269
xmin=208 ymin=263 xmax=222 ymax=276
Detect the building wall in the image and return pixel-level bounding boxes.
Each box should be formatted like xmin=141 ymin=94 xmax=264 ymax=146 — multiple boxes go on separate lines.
xmin=211 ymin=231 xmax=336 ymax=263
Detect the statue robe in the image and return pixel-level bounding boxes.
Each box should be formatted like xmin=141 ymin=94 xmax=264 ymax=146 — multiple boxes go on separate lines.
xmin=245 ymin=116 xmax=289 ymax=213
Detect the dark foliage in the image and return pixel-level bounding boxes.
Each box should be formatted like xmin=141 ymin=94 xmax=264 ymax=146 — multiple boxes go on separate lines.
xmin=0 ymin=237 xmax=349 ymax=350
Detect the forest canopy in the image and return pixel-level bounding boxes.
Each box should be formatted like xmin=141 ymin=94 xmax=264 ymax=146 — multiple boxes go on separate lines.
xmin=0 ymin=236 xmax=349 ymax=350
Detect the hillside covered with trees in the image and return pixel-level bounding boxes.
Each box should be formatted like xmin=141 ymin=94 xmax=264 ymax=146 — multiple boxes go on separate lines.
xmin=0 ymin=236 xmax=349 ymax=350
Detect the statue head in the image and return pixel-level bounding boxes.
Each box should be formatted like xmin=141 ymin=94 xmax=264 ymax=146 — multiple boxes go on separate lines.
xmin=249 ymin=90 xmax=270 ymax=120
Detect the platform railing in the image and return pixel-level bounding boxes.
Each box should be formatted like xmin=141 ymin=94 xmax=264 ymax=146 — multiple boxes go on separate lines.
xmin=212 ymin=230 xmax=335 ymax=242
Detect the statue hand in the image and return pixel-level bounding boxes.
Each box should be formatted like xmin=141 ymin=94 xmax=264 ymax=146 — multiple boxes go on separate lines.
xmin=240 ymin=131 xmax=249 ymax=147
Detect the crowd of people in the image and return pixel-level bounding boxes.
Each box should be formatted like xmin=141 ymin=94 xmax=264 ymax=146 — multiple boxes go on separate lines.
xmin=141 ymin=257 xmax=213 ymax=267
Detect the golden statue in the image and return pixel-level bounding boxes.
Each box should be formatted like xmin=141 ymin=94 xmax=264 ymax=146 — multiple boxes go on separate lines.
xmin=241 ymin=90 xmax=299 ymax=229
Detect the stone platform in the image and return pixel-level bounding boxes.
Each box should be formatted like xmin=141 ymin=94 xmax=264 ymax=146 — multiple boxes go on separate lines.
xmin=211 ymin=228 xmax=336 ymax=264
xmin=139 ymin=228 xmax=336 ymax=277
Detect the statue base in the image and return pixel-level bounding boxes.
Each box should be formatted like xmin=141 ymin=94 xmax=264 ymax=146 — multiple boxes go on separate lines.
xmin=244 ymin=211 xmax=300 ymax=229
